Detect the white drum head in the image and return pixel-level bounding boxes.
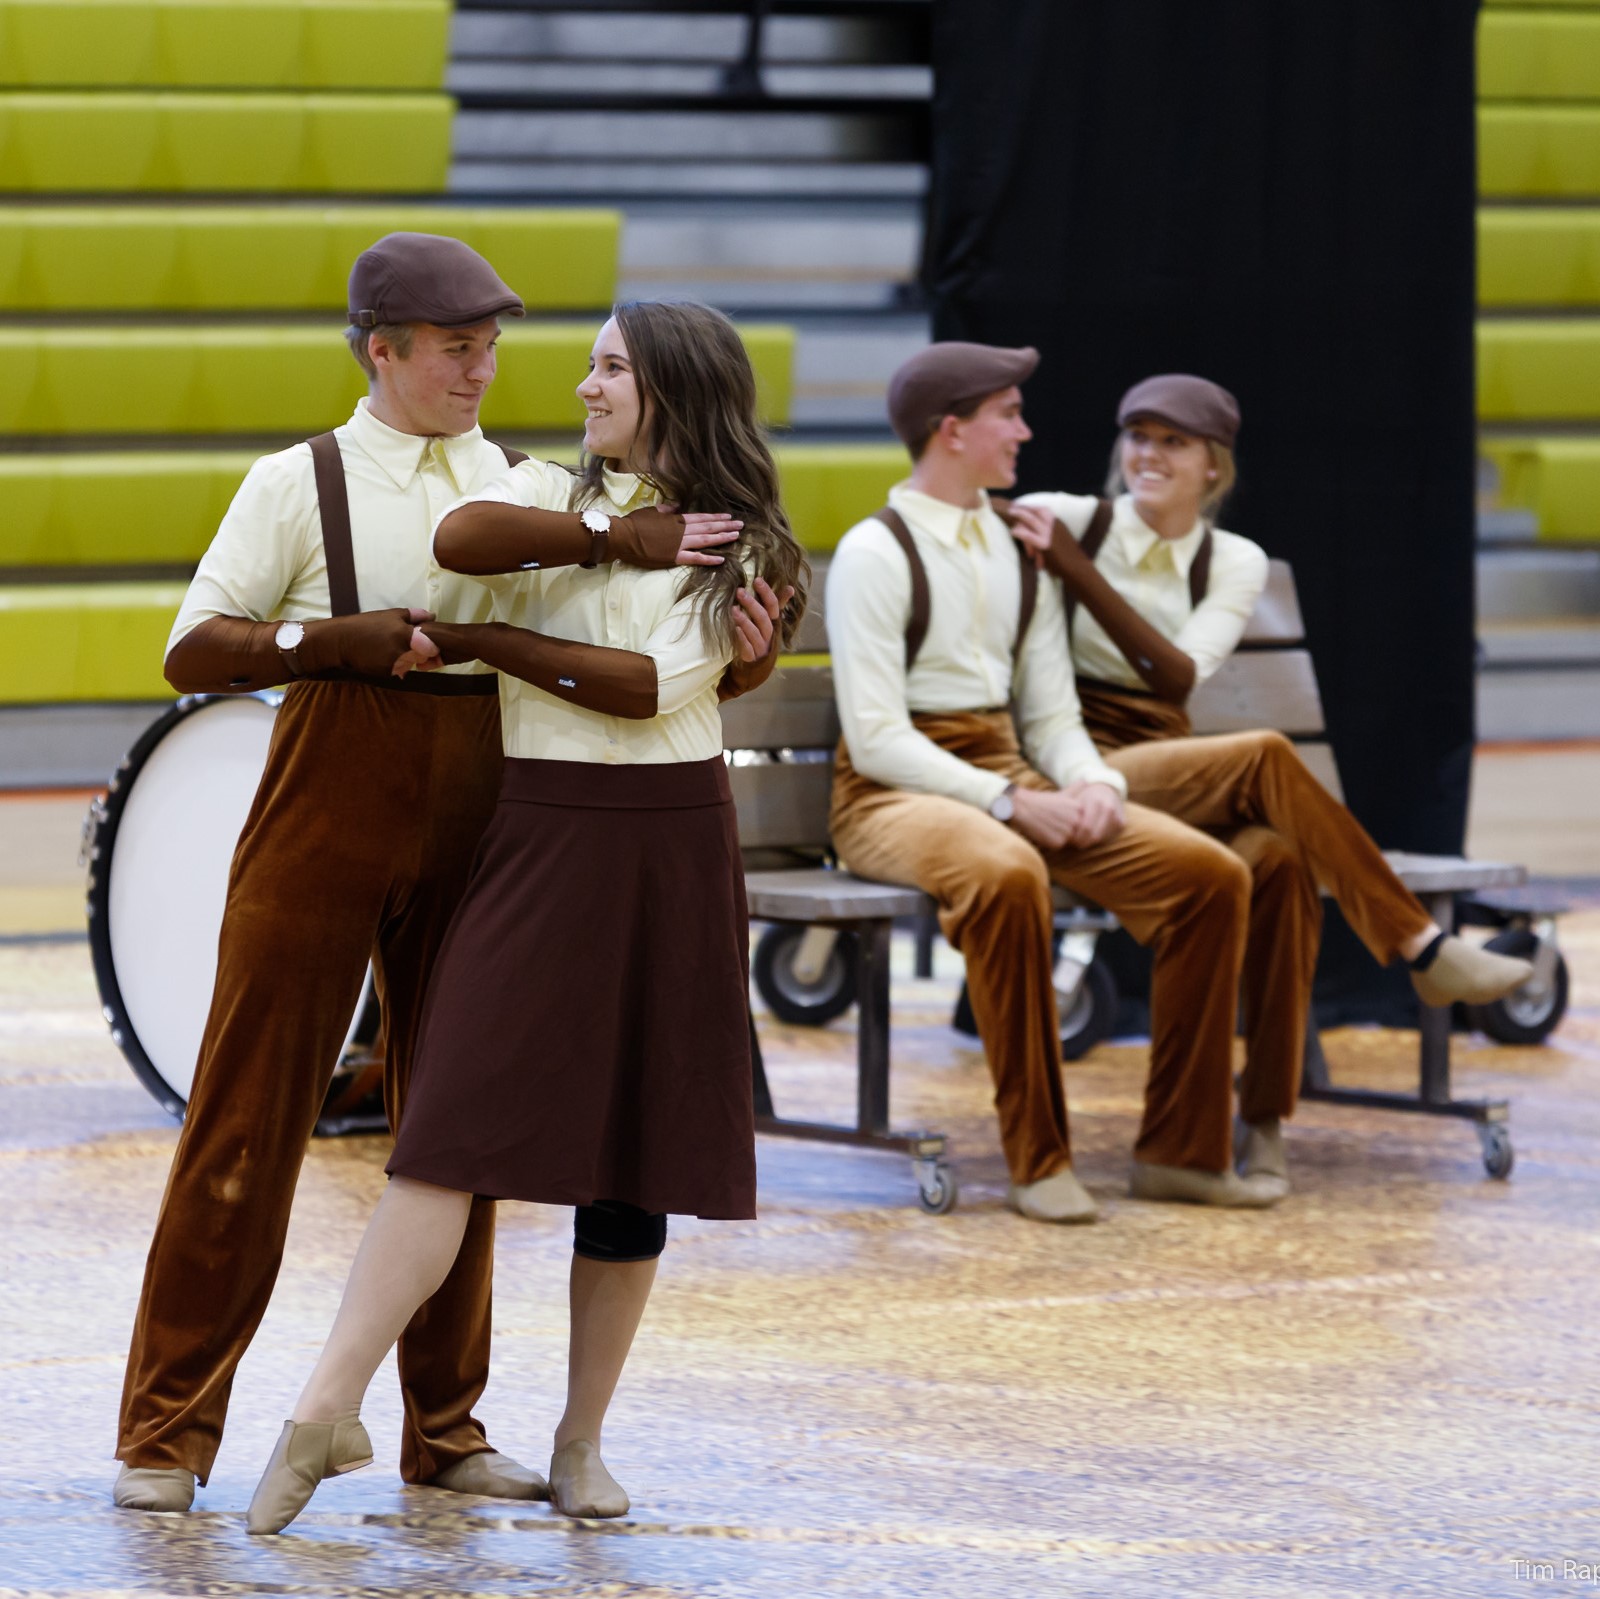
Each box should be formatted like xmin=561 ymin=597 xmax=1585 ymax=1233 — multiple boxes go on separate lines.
xmin=105 ymin=697 xmax=281 ymax=1105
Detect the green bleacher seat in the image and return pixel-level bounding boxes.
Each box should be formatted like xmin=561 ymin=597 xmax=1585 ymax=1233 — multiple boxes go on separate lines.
xmin=1480 ymin=9 xmax=1600 ymax=99
xmin=1478 ymin=318 xmax=1600 ymax=420
xmin=1480 ymin=105 xmax=1600 ymax=198
xmin=1 ymin=440 xmax=901 ymax=568
xmin=0 ymin=93 xmax=451 ymax=192
xmin=1481 ymin=437 xmax=1600 ymax=542
xmin=1479 ymin=207 xmax=1600 ymax=306
xmin=0 ymin=1 xmax=449 ymax=91
xmin=0 ymin=206 xmax=621 ymax=313
xmin=0 ymin=582 xmax=182 ymax=702
xmin=770 ymin=443 xmax=906 ymax=553
xmin=0 ymin=323 xmax=795 ymax=436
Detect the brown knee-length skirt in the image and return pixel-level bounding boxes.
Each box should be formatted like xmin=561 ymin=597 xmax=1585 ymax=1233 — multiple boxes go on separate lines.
xmin=388 ymin=755 xmax=756 ymax=1219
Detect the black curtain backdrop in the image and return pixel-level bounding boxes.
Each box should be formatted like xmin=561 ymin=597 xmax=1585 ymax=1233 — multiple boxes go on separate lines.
xmin=925 ymin=0 xmax=1480 ymax=1022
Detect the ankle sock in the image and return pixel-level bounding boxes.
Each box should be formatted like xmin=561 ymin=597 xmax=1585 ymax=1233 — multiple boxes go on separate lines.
xmin=1408 ymin=931 xmax=1448 ymax=972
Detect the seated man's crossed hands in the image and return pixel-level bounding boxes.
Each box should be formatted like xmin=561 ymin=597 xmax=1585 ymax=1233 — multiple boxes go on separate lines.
xmin=1009 ymin=780 xmax=1126 ymax=851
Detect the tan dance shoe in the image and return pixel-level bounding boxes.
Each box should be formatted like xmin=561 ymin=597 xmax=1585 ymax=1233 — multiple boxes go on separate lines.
xmin=113 ymin=1464 xmax=195 ymax=1512
xmin=1130 ymin=1160 xmax=1287 ymax=1208
xmin=245 ymin=1416 xmax=373 ymax=1535
xmin=1234 ymin=1117 xmax=1289 ymax=1185
xmin=1411 ymin=936 xmax=1533 ymax=1008
xmin=1005 ymin=1167 xmax=1100 ymax=1224
xmin=428 ymin=1449 xmax=550 ymax=1501
xmin=548 ymin=1440 xmax=630 ymax=1519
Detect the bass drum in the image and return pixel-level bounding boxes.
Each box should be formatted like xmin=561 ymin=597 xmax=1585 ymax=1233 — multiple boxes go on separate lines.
xmin=84 ymin=694 xmax=383 ymax=1131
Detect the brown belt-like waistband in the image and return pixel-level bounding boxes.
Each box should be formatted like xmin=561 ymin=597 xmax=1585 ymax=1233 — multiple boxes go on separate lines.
xmin=1074 ymin=674 xmax=1159 ymax=702
xmin=301 ymin=669 xmax=499 ymax=697
xmin=909 ymin=704 xmax=1010 ymax=721
xmin=500 ymin=753 xmax=731 ymax=810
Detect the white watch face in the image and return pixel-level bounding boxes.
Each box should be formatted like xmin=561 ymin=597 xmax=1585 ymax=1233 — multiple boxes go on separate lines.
xmin=581 ymin=507 xmax=612 ymax=534
xmin=990 ymin=789 xmax=1014 ymax=822
xmin=275 ymin=621 xmax=305 ymax=650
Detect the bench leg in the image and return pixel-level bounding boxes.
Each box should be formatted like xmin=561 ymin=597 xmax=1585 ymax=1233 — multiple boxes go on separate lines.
xmin=1418 ymin=891 xmax=1455 ymax=1107
xmin=856 ymin=918 xmax=893 ymax=1136
xmin=1301 ymin=1009 xmax=1331 ymax=1095
xmin=912 ymin=913 xmax=937 ymax=979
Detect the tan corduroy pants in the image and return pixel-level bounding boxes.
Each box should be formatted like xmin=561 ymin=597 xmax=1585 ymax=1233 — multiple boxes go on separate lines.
xmin=117 ymin=679 xmax=504 ymax=1487
xmin=830 ymin=711 xmax=1253 ymax=1183
xmin=1102 ymin=729 xmax=1433 ymax=1125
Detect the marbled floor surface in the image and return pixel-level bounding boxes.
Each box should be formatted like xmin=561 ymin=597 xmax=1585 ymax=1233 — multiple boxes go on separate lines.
xmin=2 ymin=922 xmax=1599 ymax=1599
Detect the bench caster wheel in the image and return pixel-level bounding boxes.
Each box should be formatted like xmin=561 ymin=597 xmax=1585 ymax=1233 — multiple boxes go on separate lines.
xmin=914 ymin=1157 xmax=957 ymax=1215
xmin=1478 ymin=1122 xmax=1514 ymax=1181
xmin=753 ymin=924 xmax=858 ymax=1027
xmin=1468 ymin=928 xmax=1568 ymax=1046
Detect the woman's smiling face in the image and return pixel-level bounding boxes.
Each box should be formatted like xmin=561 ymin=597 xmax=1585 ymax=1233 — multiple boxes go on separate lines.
xmin=1119 ymin=417 xmax=1212 ymax=533
xmin=577 ymin=318 xmax=645 ymax=465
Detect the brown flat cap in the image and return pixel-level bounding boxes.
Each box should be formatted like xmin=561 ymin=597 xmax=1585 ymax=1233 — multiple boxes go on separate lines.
xmin=348 ymin=232 xmax=525 ymax=329
xmin=1117 ymin=373 xmax=1240 ymax=448
xmin=887 ymin=341 xmax=1039 ymax=447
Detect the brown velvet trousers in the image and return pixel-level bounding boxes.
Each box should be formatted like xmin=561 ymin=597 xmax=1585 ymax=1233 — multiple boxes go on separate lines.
xmin=1100 ymin=726 xmax=1433 ymax=1126
xmin=117 ymin=679 xmax=503 ymax=1486
xmin=830 ymin=712 xmax=1254 ymax=1182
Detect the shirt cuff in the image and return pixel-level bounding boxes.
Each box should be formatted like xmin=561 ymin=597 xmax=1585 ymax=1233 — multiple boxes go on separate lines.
xmin=963 ymin=767 xmax=1014 ymax=813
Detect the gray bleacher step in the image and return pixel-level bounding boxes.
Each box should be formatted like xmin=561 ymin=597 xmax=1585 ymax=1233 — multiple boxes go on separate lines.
xmin=452 ymin=108 xmax=919 ymax=162
xmin=616 ymin=202 xmax=921 ymax=311
xmin=450 ymin=160 xmax=927 ymax=200
xmin=1476 ymin=619 xmax=1600 ymax=740
xmin=0 ymin=704 xmax=168 ymax=791
xmin=1478 ymin=668 xmax=1600 ymax=740
xmin=451 ymin=8 xmax=928 ymax=68
xmin=1477 ymin=546 xmax=1600 ymax=620
xmin=788 ymin=314 xmax=929 ymax=428
xmin=449 ymin=62 xmax=931 ymax=100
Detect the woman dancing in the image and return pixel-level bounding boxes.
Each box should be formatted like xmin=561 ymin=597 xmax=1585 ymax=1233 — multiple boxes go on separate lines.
xmin=1005 ymin=373 xmax=1531 ymax=1188
xmin=246 ymin=299 xmax=806 ymax=1533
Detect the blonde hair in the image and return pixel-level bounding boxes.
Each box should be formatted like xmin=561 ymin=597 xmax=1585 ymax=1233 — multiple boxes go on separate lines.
xmin=343 ymin=321 xmax=415 ymax=379
xmin=1104 ymin=430 xmax=1236 ymax=523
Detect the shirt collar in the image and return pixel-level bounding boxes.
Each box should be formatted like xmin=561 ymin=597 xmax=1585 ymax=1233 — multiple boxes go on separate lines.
xmin=600 ymin=465 xmax=661 ymax=511
xmin=346 ymin=397 xmax=486 ymax=494
xmin=1112 ymin=492 xmax=1208 ymax=576
xmin=887 ymin=481 xmax=998 ymax=550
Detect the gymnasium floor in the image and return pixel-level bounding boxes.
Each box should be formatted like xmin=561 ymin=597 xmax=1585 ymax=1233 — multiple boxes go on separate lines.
xmin=2 ymin=746 xmax=1598 ymax=1598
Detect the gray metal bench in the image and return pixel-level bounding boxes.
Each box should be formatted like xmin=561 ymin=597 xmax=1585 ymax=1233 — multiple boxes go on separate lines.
xmin=725 ymin=557 xmax=1537 ymax=1200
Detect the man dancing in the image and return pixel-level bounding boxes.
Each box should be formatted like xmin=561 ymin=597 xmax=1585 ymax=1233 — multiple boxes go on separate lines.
xmin=114 ymin=235 xmax=781 ymax=1511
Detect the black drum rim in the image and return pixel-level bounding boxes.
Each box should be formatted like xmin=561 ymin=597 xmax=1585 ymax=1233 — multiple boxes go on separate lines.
xmin=84 ymin=693 xmax=277 ymax=1121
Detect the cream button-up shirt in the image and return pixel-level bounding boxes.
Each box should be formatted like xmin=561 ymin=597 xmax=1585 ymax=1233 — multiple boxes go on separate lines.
xmin=1015 ymin=491 xmax=1269 ymax=688
xmin=826 ymin=482 xmax=1125 ymax=812
xmin=438 ymin=459 xmax=733 ymax=764
xmin=167 ymin=398 xmax=515 ymax=675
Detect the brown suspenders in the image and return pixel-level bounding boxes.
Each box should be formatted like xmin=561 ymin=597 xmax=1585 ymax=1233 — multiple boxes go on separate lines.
xmin=874 ymin=504 xmax=1038 ymax=674
xmin=306 ymin=432 xmax=529 ymax=617
xmin=1063 ymin=496 xmax=1213 ymax=640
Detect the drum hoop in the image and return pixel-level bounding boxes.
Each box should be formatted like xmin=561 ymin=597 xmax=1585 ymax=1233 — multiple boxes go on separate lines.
xmin=84 ymin=692 xmax=280 ymax=1119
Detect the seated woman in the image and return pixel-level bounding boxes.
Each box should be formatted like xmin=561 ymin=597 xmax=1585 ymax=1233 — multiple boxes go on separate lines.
xmin=1006 ymin=373 xmax=1530 ymax=1189
xmin=245 ymin=299 xmax=806 ymax=1535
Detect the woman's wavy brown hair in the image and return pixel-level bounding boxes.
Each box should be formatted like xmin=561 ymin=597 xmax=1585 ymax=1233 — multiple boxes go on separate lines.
xmin=572 ymin=299 xmax=809 ymax=649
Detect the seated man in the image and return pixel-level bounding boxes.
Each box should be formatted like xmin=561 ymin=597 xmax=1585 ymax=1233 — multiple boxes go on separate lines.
xmin=826 ymin=342 xmax=1286 ymax=1223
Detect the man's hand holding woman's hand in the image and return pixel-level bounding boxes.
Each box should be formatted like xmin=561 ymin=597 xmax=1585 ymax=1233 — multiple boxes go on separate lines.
xmin=1006 ymin=781 xmax=1125 ymax=849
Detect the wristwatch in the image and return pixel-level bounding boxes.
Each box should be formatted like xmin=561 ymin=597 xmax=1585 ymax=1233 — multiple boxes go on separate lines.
xmin=580 ymin=506 xmax=612 ymax=568
xmin=274 ymin=619 xmax=306 ymax=676
xmin=988 ymin=783 xmax=1017 ymax=824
